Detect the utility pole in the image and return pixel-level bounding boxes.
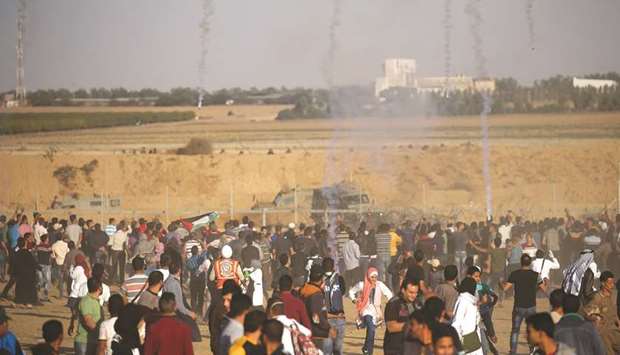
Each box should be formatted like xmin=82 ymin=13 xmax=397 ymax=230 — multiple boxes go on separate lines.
xmin=16 ymin=0 xmax=27 ymax=105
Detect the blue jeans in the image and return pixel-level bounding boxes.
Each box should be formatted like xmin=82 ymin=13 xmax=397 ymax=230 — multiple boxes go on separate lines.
xmin=325 ymin=318 xmax=345 ymax=355
xmin=37 ymin=265 xmax=51 ymax=300
xmin=360 ymin=315 xmax=376 ymax=355
xmin=510 ymin=306 xmax=536 ymax=354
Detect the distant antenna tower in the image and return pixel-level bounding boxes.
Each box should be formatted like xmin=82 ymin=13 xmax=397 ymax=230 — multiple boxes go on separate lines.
xmin=16 ymin=0 xmax=27 ymax=105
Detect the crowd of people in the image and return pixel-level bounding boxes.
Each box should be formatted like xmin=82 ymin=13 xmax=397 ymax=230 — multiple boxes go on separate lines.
xmin=0 ymin=208 xmax=619 ymax=355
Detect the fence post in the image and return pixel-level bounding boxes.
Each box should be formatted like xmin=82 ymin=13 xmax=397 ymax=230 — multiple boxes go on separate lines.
xmin=229 ymin=182 xmax=234 ymax=220
xmin=165 ymin=186 xmax=170 ymax=225
xmin=617 ymin=161 xmax=620 ymax=215
xmin=294 ymin=187 xmax=298 ymax=225
xmin=262 ymin=209 xmax=267 ymax=227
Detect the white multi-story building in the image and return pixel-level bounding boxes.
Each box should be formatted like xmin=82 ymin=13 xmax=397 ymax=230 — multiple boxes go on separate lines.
xmin=375 ymin=58 xmax=417 ymax=96
xmin=374 ymin=58 xmax=495 ymax=97
xmin=572 ymin=77 xmax=618 ymax=89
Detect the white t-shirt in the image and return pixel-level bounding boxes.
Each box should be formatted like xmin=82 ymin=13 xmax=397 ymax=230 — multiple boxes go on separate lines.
xmin=70 ymin=266 xmax=88 ymax=298
xmin=110 ymin=230 xmax=128 ymax=251
xmin=51 ymin=240 xmax=69 ymax=266
xmin=99 ymin=316 xmax=118 ymax=355
xmin=78 ymin=281 xmax=111 ymax=306
xmin=66 ymin=224 xmax=82 ymax=246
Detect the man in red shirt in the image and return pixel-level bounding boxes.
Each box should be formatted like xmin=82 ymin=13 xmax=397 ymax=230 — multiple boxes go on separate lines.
xmin=144 ymin=292 xmax=194 ymax=355
xmin=279 ymin=275 xmax=311 ymax=329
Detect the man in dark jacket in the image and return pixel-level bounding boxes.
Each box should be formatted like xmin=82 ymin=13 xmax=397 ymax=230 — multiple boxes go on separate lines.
xmin=299 ymin=266 xmax=332 ymax=353
xmin=554 ymin=294 xmax=605 ymax=355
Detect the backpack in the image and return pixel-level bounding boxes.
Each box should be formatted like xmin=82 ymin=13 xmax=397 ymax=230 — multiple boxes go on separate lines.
xmin=289 ymin=322 xmax=320 ymax=355
xmin=324 ymin=273 xmax=344 ymax=314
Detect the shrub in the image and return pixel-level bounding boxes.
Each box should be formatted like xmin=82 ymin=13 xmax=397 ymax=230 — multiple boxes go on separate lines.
xmin=176 ymin=138 xmax=213 ymax=155
xmin=53 ymin=166 xmax=78 ymax=188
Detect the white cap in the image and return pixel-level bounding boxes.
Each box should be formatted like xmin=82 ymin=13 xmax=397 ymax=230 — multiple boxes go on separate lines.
xmin=288 ymin=223 xmax=296 ymax=229
xmin=221 ymin=245 xmax=232 ymax=258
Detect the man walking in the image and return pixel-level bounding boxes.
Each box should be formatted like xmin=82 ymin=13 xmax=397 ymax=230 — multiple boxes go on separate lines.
xmin=502 ymin=254 xmax=543 ymax=355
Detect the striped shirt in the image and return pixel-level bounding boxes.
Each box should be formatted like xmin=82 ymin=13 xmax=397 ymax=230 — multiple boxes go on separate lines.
xmin=184 ymin=239 xmax=202 ymax=259
xmin=121 ymin=273 xmax=148 ymax=301
xmin=375 ymin=233 xmax=392 ymax=259
xmin=105 ymin=224 xmax=117 ymax=237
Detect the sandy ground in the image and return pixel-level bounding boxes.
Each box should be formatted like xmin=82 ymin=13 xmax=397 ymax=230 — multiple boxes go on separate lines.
xmin=1 ymin=110 xmax=619 ymax=222
xmin=0 ymin=280 xmax=540 ymax=355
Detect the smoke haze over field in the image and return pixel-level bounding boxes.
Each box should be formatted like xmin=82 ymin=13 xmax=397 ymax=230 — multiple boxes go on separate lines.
xmin=0 ymin=0 xmax=619 ymax=91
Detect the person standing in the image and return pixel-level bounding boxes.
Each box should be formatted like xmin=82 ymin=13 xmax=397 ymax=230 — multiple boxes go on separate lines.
xmin=74 ymin=278 xmax=103 ymax=355
xmin=97 ymin=294 xmax=124 ymax=355
xmin=144 ymin=292 xmax=194 ymax=355
xmin=35 ymin=235 xmax=53 ymax=302
xmin=348 ymin=267 xmax=393 ymax=355
xmin=163 ymin=260 xmax=196 ymax=321
xmin=65 ymin=215 xmax=82 ymax=249
xmin=488 ymin=237 xmax=507 ymax=303
xmin=383 ymin=278 xmax=420 ymax=355
xmin=582 ymin=271 xmax=620 ymax=354
xmin=50 ymin=236 xmax=69 ymax=299
xmin=525 ymin=313 xmax=576 ymax=355
xmin=502 ymin=254 xmax=542 ymax=355
xmin=220 ymin=293 xmax=252 ymax=355
xmin=555 ymin=294 xmax=606 ymax=355
xmin=228 ymin=310 xmax=266 ymax=355
xmin=299 ymin=266 xmax=333 ymax=353
xmin=32 ymin=319 xmax=63 ymax=355
xmin=13 ymin=238 xmax=39 ymax=307
xmin=0 ymin=307 xmax=24 ymax=355
xmin=451 ymin=277 xmax=483 ymax=355
xmin=277 ymin=275 xmax=311 ymax=329
xmin=121 ymin=256 xmax=148 ymax=302
xmin=262 ymin=319 xmax=285 ymax=355
xmin=342 ymin=232 xmax=361 ymax=288
xmin=322 ymin=257 xmax=346 ymax=355
xmin=209 ymin=245 xmax=244 ymax=290
xmin=435 ymin=265 xmax=460 ymax=320
xmin=453 ymin=222 xmax=469 ymax=279
xmin=109 ymin=221 xmax=129 ymax=285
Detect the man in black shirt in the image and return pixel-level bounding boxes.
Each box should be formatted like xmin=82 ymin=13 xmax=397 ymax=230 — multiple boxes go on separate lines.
xmin=502 ymin=253 xmax=542 ymax=355
xmin=384 ymin=278 xmax=420 ymax=355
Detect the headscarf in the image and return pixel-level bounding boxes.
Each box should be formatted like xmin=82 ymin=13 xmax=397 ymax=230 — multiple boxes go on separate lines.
xmin=562 ymin=249 xmax=595 ymax=296
xmin=357 ymin=267 xmax=379 ymax=315
xmin=459 ymin=277 xmax=477 ymax=296
xmin=75 ymin=254 xmax=91 ymax=278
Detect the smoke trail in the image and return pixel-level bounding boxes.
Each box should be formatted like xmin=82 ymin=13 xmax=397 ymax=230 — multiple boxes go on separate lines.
xmin=198 ymin=0 xmax=214 ymax=106
xmin=465 ymin=0 xmax=493 ymax=219
xmin=325 ymin=0 xmax=342 ymax=90
xmin=443 ymin=0 xmax=452 ymax=93
xmin=526 ymin=0 xmax=536 ymax=50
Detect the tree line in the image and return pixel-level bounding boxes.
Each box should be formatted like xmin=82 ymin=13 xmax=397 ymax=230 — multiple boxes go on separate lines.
xmin=8 ymin=73 xmax=620 ymax=118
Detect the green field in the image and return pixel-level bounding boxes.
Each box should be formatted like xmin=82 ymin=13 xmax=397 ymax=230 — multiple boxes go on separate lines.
xmin=0 ymin=111 xmax=194 ymax=135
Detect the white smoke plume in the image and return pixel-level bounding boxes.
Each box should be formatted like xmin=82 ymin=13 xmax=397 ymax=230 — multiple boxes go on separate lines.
xmin=466 ymin=0 xmax=494 ymax=219
xmin=198 ymin=0 xmax=215 ymax=105
xmin=443 ymin=0 xmax=453 ymax=92
xmin=526 ymin=0 xmax=536 ymax=50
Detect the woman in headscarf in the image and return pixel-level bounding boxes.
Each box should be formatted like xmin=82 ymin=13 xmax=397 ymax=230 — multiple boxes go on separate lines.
xmin=451 ymin=277 xmax=483 ymax=355
xmin=67 ymin=253 xmax=91 ymax=335
xmin=348 ymin=267 xmax=393 ymax=355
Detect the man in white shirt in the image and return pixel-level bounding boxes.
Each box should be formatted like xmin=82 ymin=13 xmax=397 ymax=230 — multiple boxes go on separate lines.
xmin=65 ymin=214 xmax=82 ymax=248
xmin=51 ymin=238 xmax=69 ymax=298
xmin=498 ymin=217 xmax=513 ymax=248
xmin=109 ymin=222 xmax=129 ymax=285
xmin=33 ymin=216 xmax=48 ymax=245
xmin=532 ymin=249 xmax=561 ymax=285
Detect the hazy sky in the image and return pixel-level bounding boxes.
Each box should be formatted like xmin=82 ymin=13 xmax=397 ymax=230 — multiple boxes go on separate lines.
xmin=1 ymin=0 xmax=619 ymax=92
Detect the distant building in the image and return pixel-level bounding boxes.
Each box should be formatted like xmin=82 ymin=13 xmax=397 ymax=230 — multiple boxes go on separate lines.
xmin=1 ymin=93 xmax=19 ymax=108
xmin=375 ymin=58 xmax=417 ymax=96
xmin=572 ymin=77 xmax=618 ymax=89
xmin=374 ymin=58 xmax=495 ymax=97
